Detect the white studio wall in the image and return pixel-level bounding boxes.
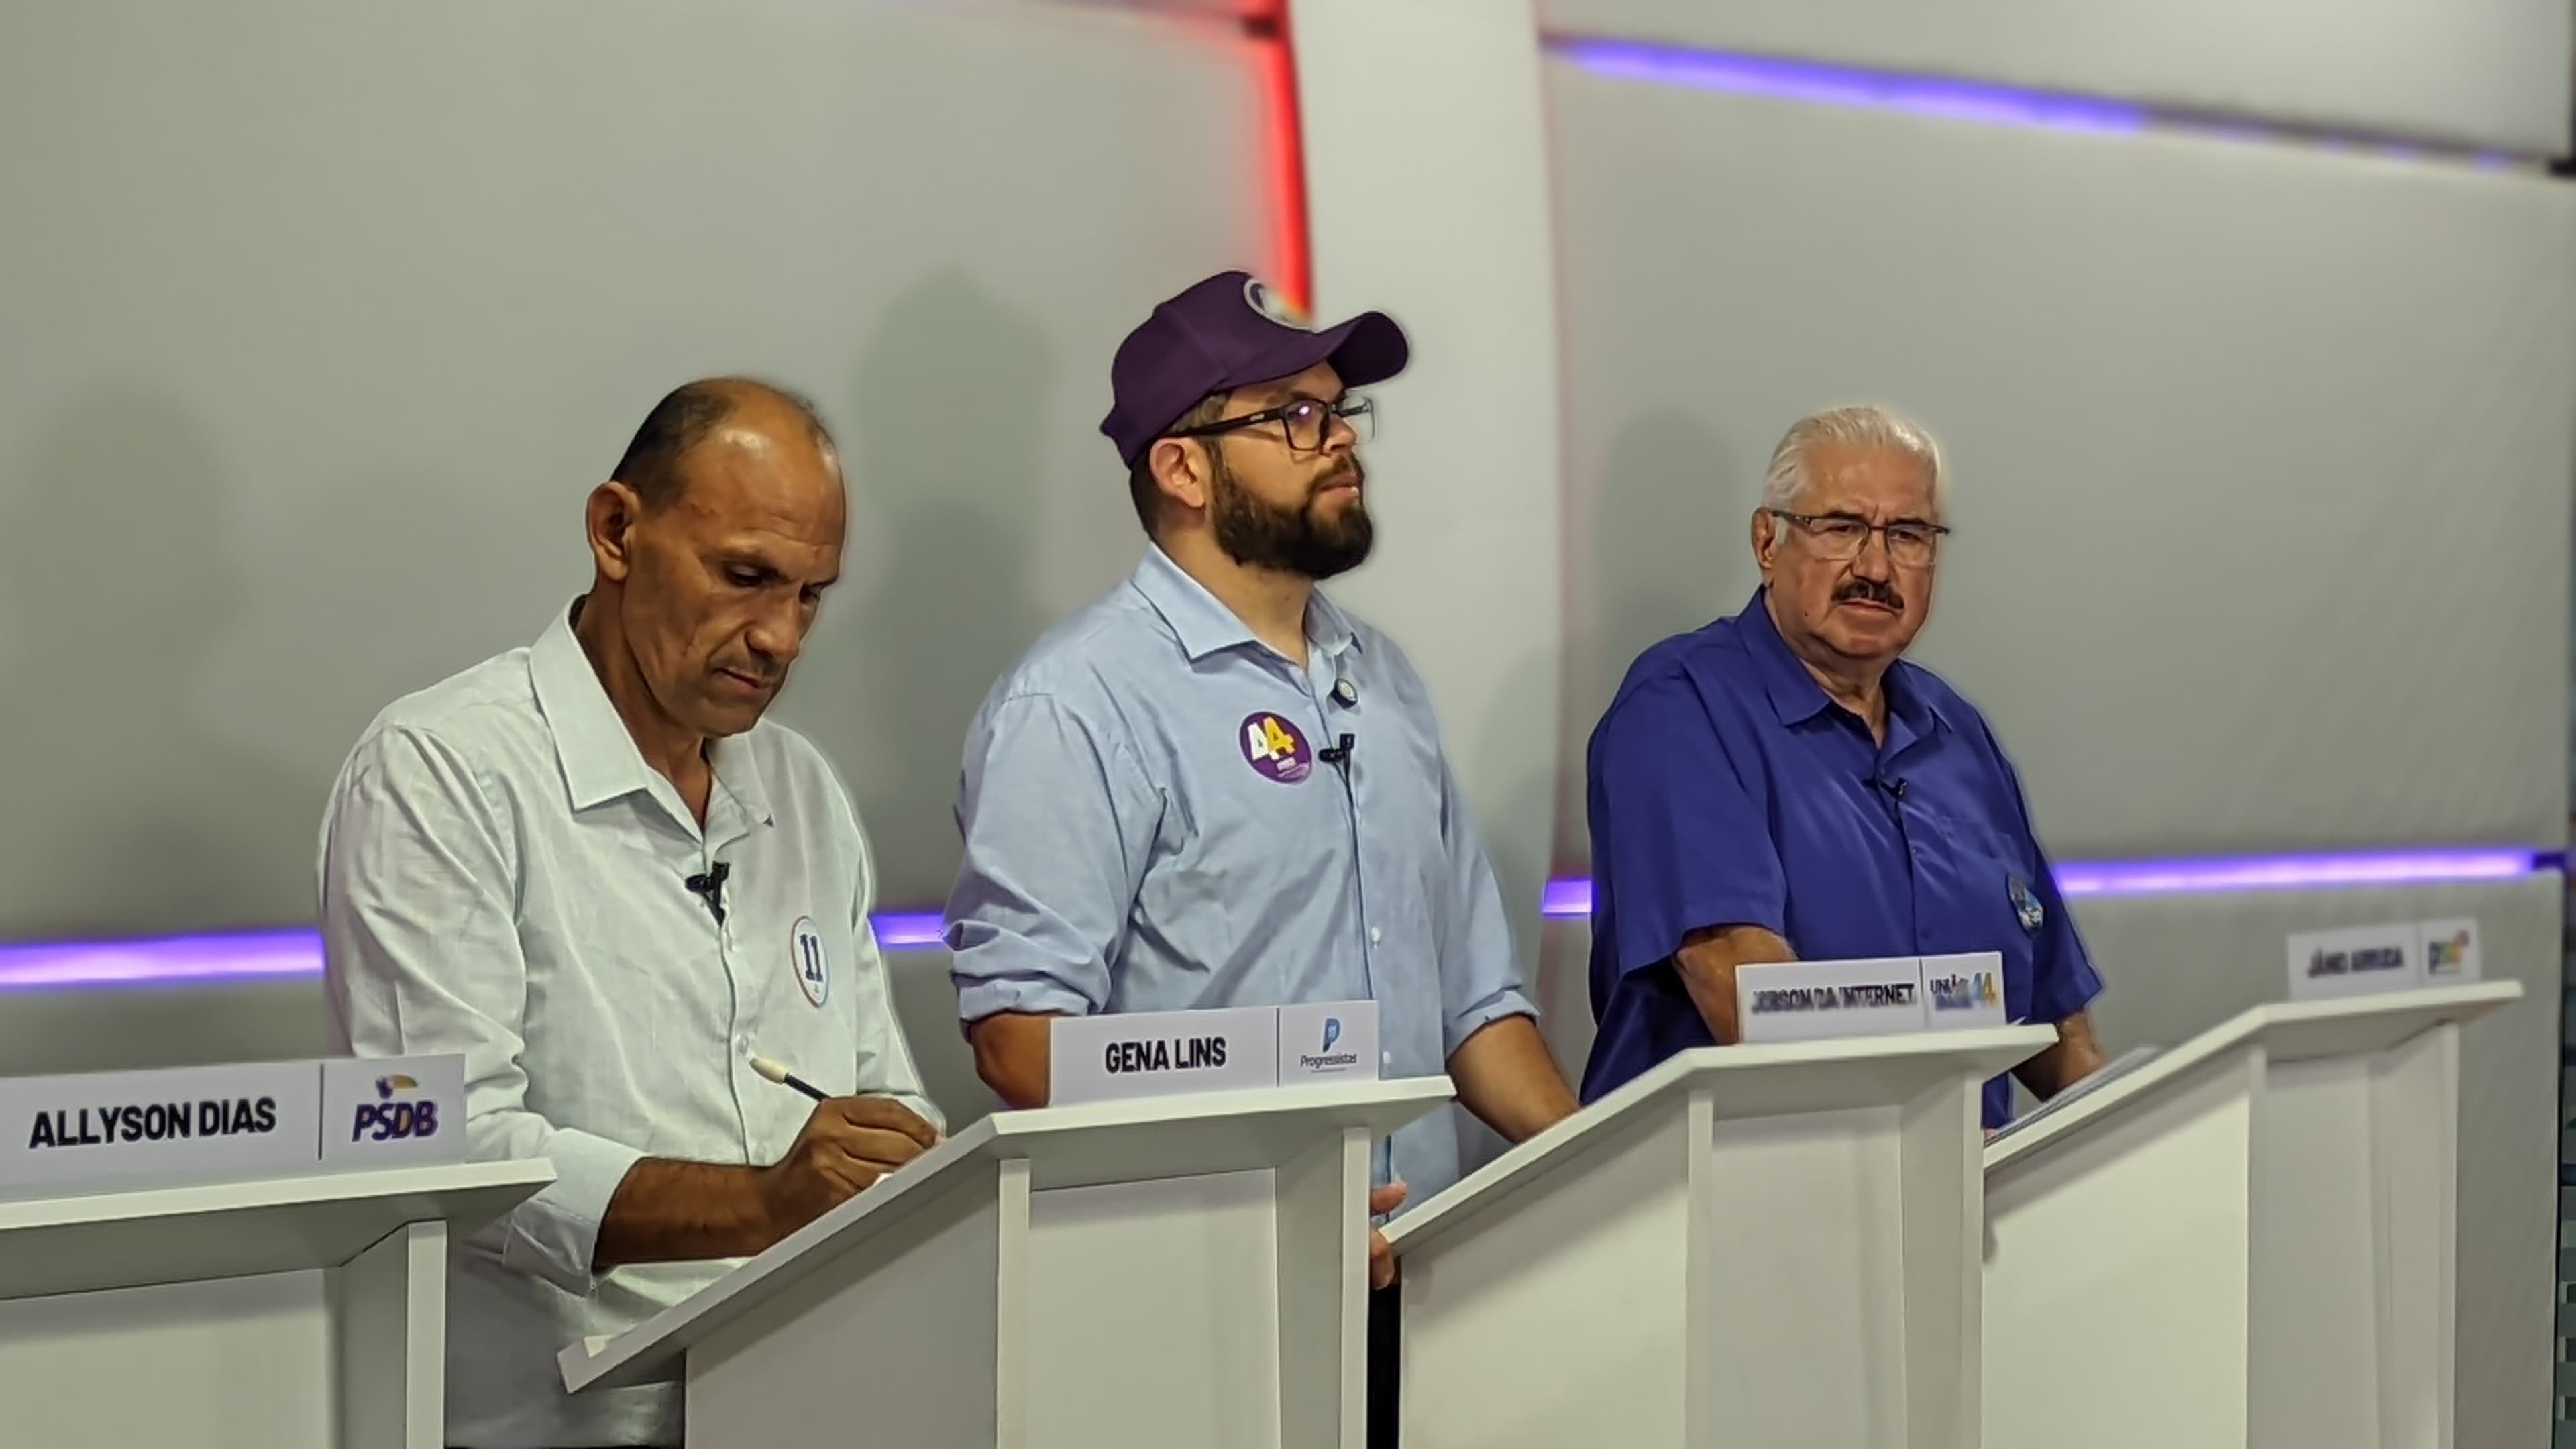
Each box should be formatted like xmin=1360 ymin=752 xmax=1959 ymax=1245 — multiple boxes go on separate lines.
xmin=1545 ymin=61 xmax=2576 ymax=871
xmin=0 ymin=0 xmax=1288 ymax=937
xmin=1538 ymin=0 xmax=2573 ymax=155
xmin=1287 ymin=0 xmax=1568 ymax=975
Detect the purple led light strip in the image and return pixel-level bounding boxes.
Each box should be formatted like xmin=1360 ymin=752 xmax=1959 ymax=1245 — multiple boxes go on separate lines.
xmin=0 ymin=851 xmax=2551 ymax=989
xmin=1537 ymin=847 xmax=2553 ymax=920
xmin=1552 ymin=38 xmax=2524 ymax=168
xmin=0 ymin=913 xmax=945 ymax=993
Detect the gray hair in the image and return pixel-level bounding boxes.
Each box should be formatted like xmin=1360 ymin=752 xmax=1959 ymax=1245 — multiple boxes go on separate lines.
xmin=1758 ymin=405 xmax=1946 ymax=519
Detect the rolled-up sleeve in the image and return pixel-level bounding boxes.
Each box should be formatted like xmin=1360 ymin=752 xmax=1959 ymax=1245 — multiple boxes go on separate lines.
xmin=841 ymin=805 xmax=943 ymax=1132
xmin=319 ymin=725 xmax=640 ymax=1297
xmin=1432 ymin=755 xmax=1537 ymax=1056
xmin=1589 ymin=670 xmax=1786 ymax=974
xmin=945 ymin=692 xmax=1160 ymax=1024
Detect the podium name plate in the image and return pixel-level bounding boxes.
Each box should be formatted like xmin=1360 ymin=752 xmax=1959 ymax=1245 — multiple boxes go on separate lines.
xmin=1051 ymin=1006 xmax=1279 ymax=1104
xmin=1281 ymin=1000 xmax=1379 ymax=1082
xmin=1921 ymin=952 xmax=2009 ymax=1030
xmin=0 ymin=1059 xmax=320 ymax=1191
xmin=1051 ymin=1002 xmax=1381 ymax=1105
xmin=1737 ymin=957 xmax=1925 ymax=1043
xmin=319 ymin=1053 xmax=468 ymax=1166
xmin=1737 ymin=952 xmax=2006 ymax=1043
xmin=0 ymin=1054 xmax=468 ymax=1193
xmin=2420 ymin=916 xmax=2482 ymax=983
xmin=2284 ymin=918 xmax=2482 ymax=1000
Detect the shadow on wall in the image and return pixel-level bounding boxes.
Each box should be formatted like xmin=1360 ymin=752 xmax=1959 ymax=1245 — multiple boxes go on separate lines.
xmin=0 ymin=385 xmax=318 ymax=938
xmin=782 ymin=274 xmax=1057 ymax=907
xmin=1555 ymin=406 xmax=1760 ymax=864
xmin=1527 ymin=407 xmax=1761 ymax=1067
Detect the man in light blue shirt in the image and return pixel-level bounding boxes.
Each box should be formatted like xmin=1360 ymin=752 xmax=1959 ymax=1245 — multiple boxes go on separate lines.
xmin=945 ymin=272 xmax=1578 ymax=1282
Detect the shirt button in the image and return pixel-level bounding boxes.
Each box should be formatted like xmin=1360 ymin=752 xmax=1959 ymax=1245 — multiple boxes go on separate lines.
xmin=1368 ymin=926 xmax=1383 ymax=945
xmin=1381 ymin=1051 xmax=1393 ymax=1066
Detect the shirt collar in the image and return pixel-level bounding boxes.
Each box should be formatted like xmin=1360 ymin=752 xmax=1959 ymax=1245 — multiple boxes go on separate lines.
xmin=1736 ymin=587 xmax=1944 ymax=741
xmin=1129 ymin=544 xmax=1366 ymax=665
xmin=526 ymin=603 xmax=774 ymax=829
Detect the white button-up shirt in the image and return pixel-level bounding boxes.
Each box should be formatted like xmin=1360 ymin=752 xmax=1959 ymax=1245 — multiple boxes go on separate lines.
xmin=320 ymin=608 xmax=935 ymax=1449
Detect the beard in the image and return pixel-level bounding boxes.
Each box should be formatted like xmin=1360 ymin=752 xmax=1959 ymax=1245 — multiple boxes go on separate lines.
xmin=1208 ymin=454 xmax=1375 ymax=580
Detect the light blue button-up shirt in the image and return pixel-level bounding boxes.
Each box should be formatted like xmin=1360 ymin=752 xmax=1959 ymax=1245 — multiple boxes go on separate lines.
xmin=946 ymin=545 xmax=1534 ymax=1203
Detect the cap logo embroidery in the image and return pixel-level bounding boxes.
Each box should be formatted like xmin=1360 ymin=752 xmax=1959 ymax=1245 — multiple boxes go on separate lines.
xmin=1243 ymin=277 xmax=1311 ymax=331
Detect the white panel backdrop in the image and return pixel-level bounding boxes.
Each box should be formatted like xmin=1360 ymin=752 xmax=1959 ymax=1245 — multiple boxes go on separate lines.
xmin=1290 ymin=0 xmax=1568 ymax=975
xmin=0 ymin=0 xmax=1281 ymax=936
xmin=1546 ymin=60 xmax=2576 ymax=870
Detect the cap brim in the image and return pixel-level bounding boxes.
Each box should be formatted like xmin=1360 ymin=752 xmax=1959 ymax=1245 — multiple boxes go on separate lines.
xmin=1218 ymin=309 xmax=1410 ymax=396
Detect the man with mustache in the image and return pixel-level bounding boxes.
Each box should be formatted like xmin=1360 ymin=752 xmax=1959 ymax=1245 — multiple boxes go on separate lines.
xmin=321 ymin=378 xmax=939 ymax=1448
xmin=1578 ymin=405 xmax=2107 ymax=1132
xmin=945 ymin=272 xmax=1580 ymax=1290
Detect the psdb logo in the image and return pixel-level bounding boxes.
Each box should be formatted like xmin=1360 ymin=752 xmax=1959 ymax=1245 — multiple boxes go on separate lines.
xmin=351 ymin=1073 xmax=440 ymax=1143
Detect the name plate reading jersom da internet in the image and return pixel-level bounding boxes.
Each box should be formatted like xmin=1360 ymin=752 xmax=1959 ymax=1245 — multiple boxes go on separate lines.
xmin=1737 ymin=957 xmax=1928 ymax=1045
xmin=1051 ymin=1006 xmax=1282 ymax=1106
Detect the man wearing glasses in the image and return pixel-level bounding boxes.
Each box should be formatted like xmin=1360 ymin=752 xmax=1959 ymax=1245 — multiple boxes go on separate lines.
xmin=1579 ymin=405 xmax=2107 ymax=1132
xmin=945 ymin=270 xmax=1578 ymax=1282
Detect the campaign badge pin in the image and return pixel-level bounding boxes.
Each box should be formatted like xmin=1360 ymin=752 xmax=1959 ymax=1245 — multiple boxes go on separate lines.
xmin=790 ymin=916 xmax=830 ymax=1007
xmin=1240 ymin=712 xmax=1313 ymax=784
xmin=2009 ymin=877 xmax=2044 ymax=932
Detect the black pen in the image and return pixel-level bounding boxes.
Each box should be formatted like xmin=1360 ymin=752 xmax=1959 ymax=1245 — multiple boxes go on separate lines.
xmin=749 ymin=1053 xmax=830 ymax=1102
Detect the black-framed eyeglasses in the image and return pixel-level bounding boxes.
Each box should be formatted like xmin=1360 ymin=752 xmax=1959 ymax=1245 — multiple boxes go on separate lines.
xmin=1165 ymin=394 xmax=1375 ymax=455
xmin=1766 ymin=508 xmax=1949 ymax=566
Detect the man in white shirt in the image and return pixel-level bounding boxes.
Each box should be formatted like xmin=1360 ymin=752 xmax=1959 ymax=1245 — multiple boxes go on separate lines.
xmin=321 ymin=378 xmax=941 ymax=1448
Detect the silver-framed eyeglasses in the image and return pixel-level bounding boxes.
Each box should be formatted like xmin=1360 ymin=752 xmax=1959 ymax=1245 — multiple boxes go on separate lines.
xmin=1766 ymin=508 xmax=1949 ymax=566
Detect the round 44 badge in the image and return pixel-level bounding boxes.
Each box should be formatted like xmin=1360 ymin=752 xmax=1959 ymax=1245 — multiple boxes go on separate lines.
xmin=790 ymin=916 xmax=830 ymax=1007
xmin=1240 ymin=712 xmax=1313 ymax=784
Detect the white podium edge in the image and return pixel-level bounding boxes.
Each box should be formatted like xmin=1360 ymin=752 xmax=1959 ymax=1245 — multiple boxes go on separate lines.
xmin=560 ymin=1075 xmax=1456 ymax=1393
xmin=0 ymin=1157 xmax=553 ymax=1302
xmin=1982 ymin=980 xmax=2521 ymax=1172
xmin=1385 ymin=1025 xmax=2057 ymax=1258
xmin=0 ymin=1156 xmax=551 ymax=1237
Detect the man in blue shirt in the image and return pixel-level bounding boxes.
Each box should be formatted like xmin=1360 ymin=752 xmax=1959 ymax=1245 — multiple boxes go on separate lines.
xmin=946 ymin=272 xmax=1578 ymax=1279
xmin=1582 ymin=405 xmax=2106 ymax=1130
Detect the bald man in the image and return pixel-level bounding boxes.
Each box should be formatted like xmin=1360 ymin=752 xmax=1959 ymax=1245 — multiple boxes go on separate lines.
xmin=321 ymin=379 xmax=940 ymax=1448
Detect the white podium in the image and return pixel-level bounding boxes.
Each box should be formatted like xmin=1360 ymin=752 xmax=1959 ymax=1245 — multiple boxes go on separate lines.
xmin=0 ymin=1158 xmax=551 ymax=1448
xmin=1981 ymin=981 xmax=2520 ymax=1449
xmin=560 ymin=1077 xmax=1453 ymax=1449
xmin=1381 ymin=1026 xmax=2057 ymax=1449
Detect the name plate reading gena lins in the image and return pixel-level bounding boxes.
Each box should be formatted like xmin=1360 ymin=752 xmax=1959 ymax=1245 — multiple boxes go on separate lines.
xmin=1049 ymin=1006 xmax=1283 ymax=1106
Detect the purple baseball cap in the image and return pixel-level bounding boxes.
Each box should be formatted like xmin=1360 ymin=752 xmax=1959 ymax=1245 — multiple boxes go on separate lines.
xmin=1101 ymin=270 xmax=1409 ymax=466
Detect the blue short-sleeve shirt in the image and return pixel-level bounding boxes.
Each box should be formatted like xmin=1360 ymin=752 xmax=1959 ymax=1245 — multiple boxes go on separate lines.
xmin=945 ymin=546 xmax=1536 ymax=1204
xmin=1580 ymin=590 xmax=2102 ymax=1127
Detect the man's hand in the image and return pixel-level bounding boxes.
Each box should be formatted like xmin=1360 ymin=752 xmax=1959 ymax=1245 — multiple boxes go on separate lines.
xmin=757 ymin=1096 xmax=941 ymax=1238
xmin=1672 ymin=924 xmax=1797 ymax=1044
xmin=1367 ymin=1180 xmax=1409 ymax=1291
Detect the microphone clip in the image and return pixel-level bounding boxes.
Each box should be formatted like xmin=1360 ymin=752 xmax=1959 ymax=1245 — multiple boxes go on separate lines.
xmin=684 ymin=861 xmax=731 ymax=925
